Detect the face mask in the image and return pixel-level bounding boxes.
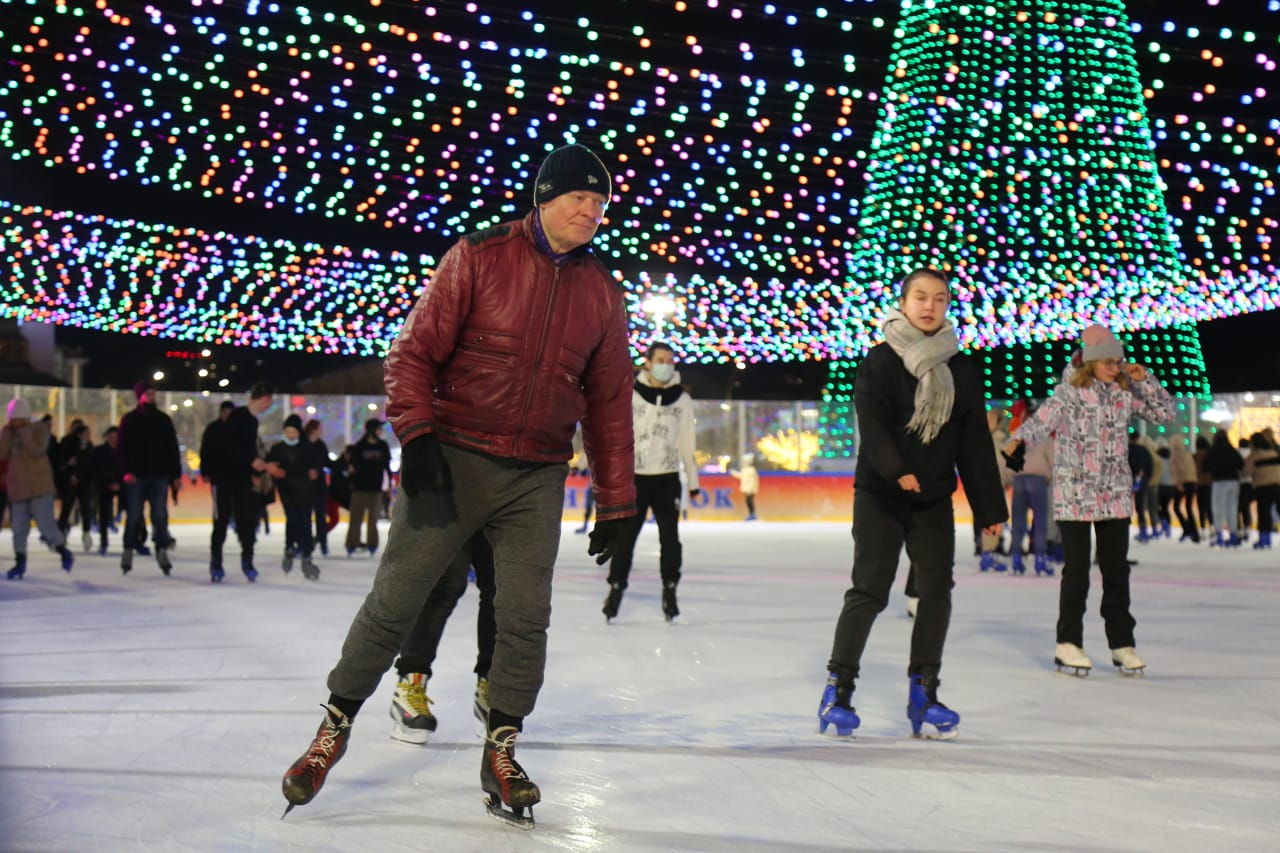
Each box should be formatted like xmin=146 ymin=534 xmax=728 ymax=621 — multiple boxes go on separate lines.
xmin=650 ymin=362 xmax=675 ymax=383
xmin=283 ymin=437 xmax=300 ymax=447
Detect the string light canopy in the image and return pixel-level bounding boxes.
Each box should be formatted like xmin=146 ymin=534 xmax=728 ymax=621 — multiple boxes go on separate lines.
xmin=0 ymin=2 xmax=1274 ymax=378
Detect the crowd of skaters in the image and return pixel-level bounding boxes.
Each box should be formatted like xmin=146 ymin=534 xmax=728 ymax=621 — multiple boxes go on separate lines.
xmin=0 ymin=379 xmax=403 ymax=582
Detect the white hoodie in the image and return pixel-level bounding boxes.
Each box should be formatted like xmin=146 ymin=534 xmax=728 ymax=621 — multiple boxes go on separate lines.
xmin=631 ymin=368 xmax=699 ymax=492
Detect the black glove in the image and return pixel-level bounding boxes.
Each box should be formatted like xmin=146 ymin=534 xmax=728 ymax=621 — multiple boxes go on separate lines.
xmin=587 ymin=517 xmax=633 ymax=565
xmin=1001 ymin=442 xmax=1026 ymax=473
xmin=400 ymin=434 xmax=456 ymax=527
xmin=688 ymin=488 xmax=701 ymax=498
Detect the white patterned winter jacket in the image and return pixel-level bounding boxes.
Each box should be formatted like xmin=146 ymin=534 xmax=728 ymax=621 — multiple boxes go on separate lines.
xmin=631 ymin=368 xmax=700 ymax=492
xmin=1012 ymin=372 xmax=1175 ymax=521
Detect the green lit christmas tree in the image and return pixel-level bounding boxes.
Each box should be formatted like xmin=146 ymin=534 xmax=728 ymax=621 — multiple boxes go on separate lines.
xmin=821 ymin=0 xmax=1210 ymax=460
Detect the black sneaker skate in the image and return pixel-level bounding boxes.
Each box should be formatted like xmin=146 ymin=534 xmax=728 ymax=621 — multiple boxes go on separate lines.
xmin=300 ymin=556 xmax=320 ymax=581
xmin=281 ymin=547 xmax=295 ymax=574
xmin=281 ymin=704 xmax=352 ymax=817
xmin=482 ymin=725 xmax=539 ymax=829
xmin=120 ymin=548 xmax=133 ymax=575
xmin=602 ymin=583 xmax=623 ymax=622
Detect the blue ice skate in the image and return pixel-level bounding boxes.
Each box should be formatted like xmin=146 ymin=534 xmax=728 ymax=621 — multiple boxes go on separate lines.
xmin=978 ymin=552 xmax=1007 ymax=573
xmin=817 ymin=673 xmax=860 ymax=738
xmin=907 ymin=674 xmax=960 ymax=739
xmin=1033 ymin=553 xmax=1053 ymax=577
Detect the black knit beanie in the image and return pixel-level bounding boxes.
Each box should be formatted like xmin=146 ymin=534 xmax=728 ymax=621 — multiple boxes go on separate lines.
xmin=283 ymin=414 xmax=304 ymax=432
xmin=533 ymin=144 xmax=611 ymax=205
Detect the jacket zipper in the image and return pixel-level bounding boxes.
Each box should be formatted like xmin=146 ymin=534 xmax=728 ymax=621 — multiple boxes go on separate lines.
xmin=518 ymin=262 xmax=560 ymax=435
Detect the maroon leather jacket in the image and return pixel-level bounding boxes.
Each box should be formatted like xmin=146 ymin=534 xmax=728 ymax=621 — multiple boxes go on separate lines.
xmin=385 ymin=212 xmax=636 ymax=520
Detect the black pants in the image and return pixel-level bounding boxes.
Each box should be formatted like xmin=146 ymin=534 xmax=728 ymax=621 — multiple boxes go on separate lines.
xmin=210 ymin=482 xmax=258 ymax=564
xmin=1238 ymin=483 xmax=1255 ymax=533
xmin=57 ymin=482 xmax=91 ymax=532
xmin=1196 ymin=484 xmax=1214 ymax=529
xmin=310 ymin=489 xmax=329 ymax=547
xmin=1133 ymin=484 xmax=1152 ymax=532
xmin=1256 ymin=485 xmax=1279 ymax=534
xmin=395 ymin=531 xmax=496 ymax=679
xmin=1156 ymin=485 xmax=1176 ymax=529
xmin=282 ymin=497 xmax=314 ymax=557
xmin=1056 ymin=519 xmax=1135 ymax=649
xmin=608 ymin=472 xmax=684 ymax=588
xmin=1174 ymin=483 xmax=1199 ymax=541
xmin=829 ymin=489 xmax=955 ymax=679
xmin=95 ymin=487 xmax=118 ymax=547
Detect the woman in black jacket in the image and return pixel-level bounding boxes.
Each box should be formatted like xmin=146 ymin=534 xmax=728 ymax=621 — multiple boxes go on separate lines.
xmin=303 ymin=420 xmax=332 ymax=556
xmin=818 ymin=268 xmax=1007 ymax=741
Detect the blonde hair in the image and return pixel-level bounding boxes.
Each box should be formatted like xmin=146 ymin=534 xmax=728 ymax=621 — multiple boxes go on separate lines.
xmin=1068 ymin=361 xmax=1130 ymax=391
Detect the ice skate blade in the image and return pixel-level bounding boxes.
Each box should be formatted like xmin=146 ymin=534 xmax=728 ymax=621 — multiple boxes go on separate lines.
xmin=1113 ymin=664 xmax=1146 ymax=677
xmin=389 ymin=723 xmax=430 ymax=745
xmin=281 ymin=803 xmax=296 ymax=820
xmin=1054 ymin=660 xmax=1091 ymax=677
xmin=485 ymin=795 xmax=535 ymax=829
xmin=816 ymin=725 xmax=856 ymax=740
xmin=911 ymin=728 xmax=959 ymax=741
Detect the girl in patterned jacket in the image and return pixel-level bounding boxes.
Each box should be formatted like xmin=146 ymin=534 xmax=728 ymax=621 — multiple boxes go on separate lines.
xmin=1007 ymin=325 xmax=1175 ymax=677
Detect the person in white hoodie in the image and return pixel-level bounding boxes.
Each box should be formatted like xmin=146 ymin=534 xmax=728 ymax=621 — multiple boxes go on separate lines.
xmin=603 ymin=342 xmax=700 ymax=622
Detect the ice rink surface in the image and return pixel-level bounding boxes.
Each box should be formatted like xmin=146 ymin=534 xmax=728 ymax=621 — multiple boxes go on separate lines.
xmin=2 ymin=520 xmax=1278 ymax=852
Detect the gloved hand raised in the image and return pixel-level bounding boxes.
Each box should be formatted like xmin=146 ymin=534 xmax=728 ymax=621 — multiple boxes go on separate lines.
xmin=1001 ymin=441 xmax=1026 ymax=473
xmin=399 ymin=434 xmax=456 ymax=527
xmin=587 ymin=517 xmax=633 ymax=565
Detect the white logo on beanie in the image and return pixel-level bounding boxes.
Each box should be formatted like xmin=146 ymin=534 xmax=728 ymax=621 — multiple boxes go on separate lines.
xmin=587 ymin=174 xmax=598 ymax=184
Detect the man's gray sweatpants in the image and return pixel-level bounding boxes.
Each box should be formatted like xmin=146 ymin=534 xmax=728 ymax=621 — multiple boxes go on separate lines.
xmin=327 ymin=445 xmax=566 ymax=718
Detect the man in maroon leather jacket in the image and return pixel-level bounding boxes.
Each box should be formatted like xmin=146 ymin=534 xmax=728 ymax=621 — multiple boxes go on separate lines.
xmin=282 ymin=143 xmax=637 ymax=824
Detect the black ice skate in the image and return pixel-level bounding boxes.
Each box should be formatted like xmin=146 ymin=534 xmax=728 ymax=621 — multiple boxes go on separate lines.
xmin=661 ymin=582 xmax=679 ymax=622
xmin=156 ymin=545 xmax=172 ymax=576
xmin=481 ymin=725 xmax=539 ymax=829
xmin=300 ymin=555 xmax=320 ymax=581
xmin=602 ymin=583 xmax=624 ymax=622
xmin=281 ymin=704 xmax=352 ymax=818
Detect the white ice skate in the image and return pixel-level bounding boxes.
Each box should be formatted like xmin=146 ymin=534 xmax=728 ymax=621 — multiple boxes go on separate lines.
xmin=1054 ymin=643 xmax=1092 ymax=677
xmin=1110 ymin=647 xmax=1146 ymax=676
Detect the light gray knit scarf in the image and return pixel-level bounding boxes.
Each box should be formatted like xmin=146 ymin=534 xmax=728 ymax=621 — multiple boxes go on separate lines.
xmin=881 ymin=307 xmax=959 ymax=444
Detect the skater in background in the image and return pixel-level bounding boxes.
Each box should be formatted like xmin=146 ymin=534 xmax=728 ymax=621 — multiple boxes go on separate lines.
xmin=977 ymin=408 xmax=1013 ymax=572
xmin=604 ymin=341 xmax=700 ymax=622
xmin=1154 ymin=441 xmax=1176 ymax=541
xmin=1246 ymin=432 xmax=1279 ymax=550
xmin=1136 ymin=432 xmax=1164 ymax=539
xmin=1204 ymin=429 xmax=1244 ymax=547
xmin=267 ymin=414 xmax=320 ymax=579
xmin=1193 ymin=435 xmax=1214 ymax=538
xmin=86 ymin=426 xmax=124 ymax=556
xmin=280 ymin=142 xmax=636 ymax=827
xmin=731 ymin=452 xmax=760 ymax=520
xmin=55 ymin=421 xmax=93 ymax=550
xmin=571 ymin=427 xmax=595 ymax=534
xmin=1128 ymin=432 xmax=1155 ymax=542
xmin=818 ymin=268 xmax=1006 ymax=741
xmin=210 ymin=382 xmax=275 ymax=582
xmin=1170 ymin=437 xmax=1200 ymax=543
xmin=1007 ymin=431 xmax=1055 ymax=576
xmin=1237 ymin=438 xmax=1254 ymax=544
xmin=1009 ymin=325 xmax=1175 ymax=677
xmin=345 ymin=418 xmax=391 ymax=557
xmin=117 ymin=380 xmax=182 ymax=576
xmin=304 ymin=420 xmax=332 ymax=556
xmin=387 ymin=531 xmax=497 ymax=744
xmin=2 ymin=398 xmax=75 ymax=579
